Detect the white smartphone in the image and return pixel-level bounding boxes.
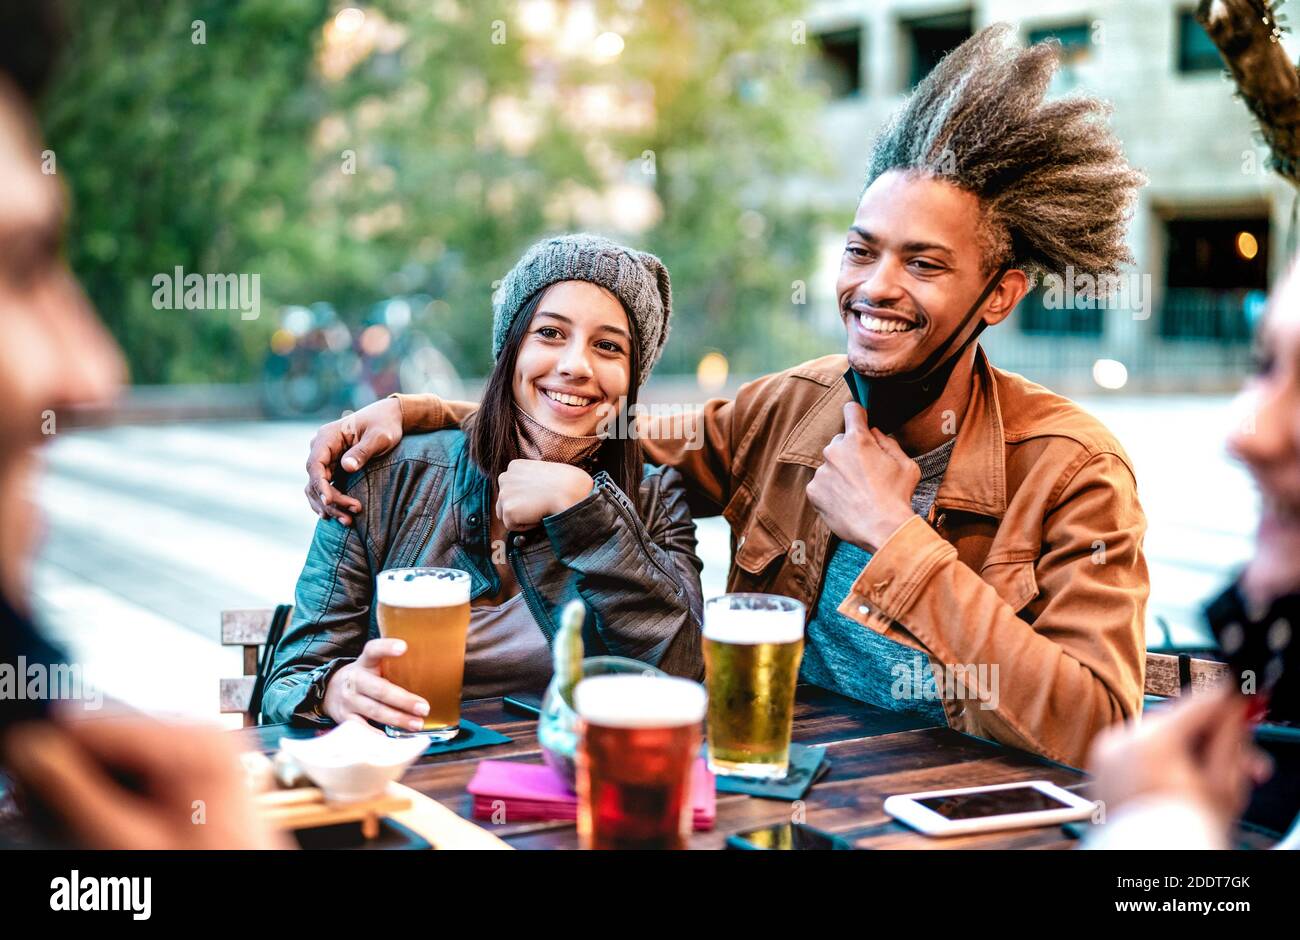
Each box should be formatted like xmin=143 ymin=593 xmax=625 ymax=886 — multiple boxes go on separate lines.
xmin=883 ymin=780 xmax=1096 ymax=837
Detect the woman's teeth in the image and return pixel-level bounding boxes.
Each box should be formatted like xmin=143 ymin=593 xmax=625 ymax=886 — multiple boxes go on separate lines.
xmin=543 ymin=389 xmax=595 ymax=407
xmin=858 ymin=313 xmax=915 ymax=334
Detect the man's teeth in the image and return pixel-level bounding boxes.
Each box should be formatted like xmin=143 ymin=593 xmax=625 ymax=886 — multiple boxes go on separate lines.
xmin=543 ymin=389 xmax=595 ymax=407
xmin=858 ymin=313 xmax=915 ymax=333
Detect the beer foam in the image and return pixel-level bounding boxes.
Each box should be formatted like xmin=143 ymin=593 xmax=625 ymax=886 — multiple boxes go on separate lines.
xmin=573 ymin=675 xmax=707 ymax=728
xmin=703 ymin=608 xmax=803 ymax=645
xmin=376 ymin=568 xmax=470 ymax=608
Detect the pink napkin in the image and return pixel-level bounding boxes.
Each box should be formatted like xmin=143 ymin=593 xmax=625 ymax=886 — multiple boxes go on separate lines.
xmin=467 ymin=758 xmax=715 ymax=830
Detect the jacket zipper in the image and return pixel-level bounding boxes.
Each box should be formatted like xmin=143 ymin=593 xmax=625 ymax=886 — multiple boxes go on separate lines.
xmin=598 ymin=477 xmax=682 ymax=594
xmin=408 ymin=513 xmax=437 ymax=567
xmin=509 ymin=542 xmax=558 ymax=644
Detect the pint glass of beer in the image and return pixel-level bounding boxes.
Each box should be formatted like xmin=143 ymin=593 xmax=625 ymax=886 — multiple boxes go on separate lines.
xmin=375 ymin=567 xmax=471 ymax=740
xmin=703 ymin=593 xmax=805 ymax=779
xmin=574 ymin=674 xmax=707 ymax=850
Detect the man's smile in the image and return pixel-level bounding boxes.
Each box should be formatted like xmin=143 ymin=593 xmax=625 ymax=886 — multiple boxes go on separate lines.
xmin=855 ymin=311 xmax=918 ymax=334
xmin=845 ymin=305 xmax=925 ymax=348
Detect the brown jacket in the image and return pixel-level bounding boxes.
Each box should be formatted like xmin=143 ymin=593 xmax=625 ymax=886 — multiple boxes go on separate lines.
xmin=395 ymin=347 xmax=1149 ymax=767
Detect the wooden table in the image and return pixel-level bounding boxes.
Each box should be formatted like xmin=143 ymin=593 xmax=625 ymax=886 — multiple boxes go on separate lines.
xmin=242 ymin=685 xmax=1093 ymax=850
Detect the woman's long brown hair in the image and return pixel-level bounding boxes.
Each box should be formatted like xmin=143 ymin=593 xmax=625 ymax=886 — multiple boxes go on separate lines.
xmin=466 ymin=287 xmax=645 ymax=511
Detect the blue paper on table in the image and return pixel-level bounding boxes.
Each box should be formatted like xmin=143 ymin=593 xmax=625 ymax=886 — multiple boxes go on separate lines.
xmin=417 ymin=719 xmax=511 ymax=757
xmin=711 ymin=743 xmax=830 ymax=801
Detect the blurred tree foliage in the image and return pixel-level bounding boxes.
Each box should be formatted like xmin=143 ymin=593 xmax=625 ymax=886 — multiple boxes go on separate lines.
xmin=42 ymin=0 xmax=834 ymax=384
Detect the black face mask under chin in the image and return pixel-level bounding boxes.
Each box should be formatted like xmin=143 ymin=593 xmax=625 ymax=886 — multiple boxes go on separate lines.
xmin=844 ymin=260 xmax=1013 ymax=434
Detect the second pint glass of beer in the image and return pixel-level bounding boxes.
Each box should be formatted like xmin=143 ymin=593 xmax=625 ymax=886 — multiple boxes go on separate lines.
xmin=703 ymin=593 xmax=805 ymax=779
xmin=574 ymin=674 xmax=707 ymax=850
xmin=375 ymin=567 xmax=471 ymax=740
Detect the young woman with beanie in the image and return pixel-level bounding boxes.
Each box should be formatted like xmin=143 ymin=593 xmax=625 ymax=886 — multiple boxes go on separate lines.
xmin=262 ymin=234 xmax=703 ymax=728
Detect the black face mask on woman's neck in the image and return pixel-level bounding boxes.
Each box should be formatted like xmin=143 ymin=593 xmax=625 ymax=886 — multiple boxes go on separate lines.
xmin=845 ymin=260 xmax=1012 ymax=435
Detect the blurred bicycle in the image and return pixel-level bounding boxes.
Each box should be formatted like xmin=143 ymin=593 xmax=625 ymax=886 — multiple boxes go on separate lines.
xmin=261 ymin=297 xmax=464 ymax=418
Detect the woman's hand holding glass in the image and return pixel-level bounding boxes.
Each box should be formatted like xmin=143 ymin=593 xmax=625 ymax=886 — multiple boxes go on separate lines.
xmin=322 ymin=638 xmax=430 ymax=731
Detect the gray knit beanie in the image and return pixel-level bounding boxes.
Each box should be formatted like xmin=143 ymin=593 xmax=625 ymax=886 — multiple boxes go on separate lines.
xmin=493 ymin=233 xmax=672 ymax=384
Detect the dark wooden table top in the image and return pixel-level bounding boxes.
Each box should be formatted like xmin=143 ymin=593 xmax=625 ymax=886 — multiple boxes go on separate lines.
xmin=241 ymin=685 xmax=1094 ymax=850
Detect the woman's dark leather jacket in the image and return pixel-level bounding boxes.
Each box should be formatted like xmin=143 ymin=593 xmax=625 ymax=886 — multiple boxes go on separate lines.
xmin=262 ymin=429 xmax=704 ymax=723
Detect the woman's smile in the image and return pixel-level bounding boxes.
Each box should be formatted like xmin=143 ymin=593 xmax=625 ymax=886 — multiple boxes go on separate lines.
xmin=536 ymin=383 xmax=603 ymax=419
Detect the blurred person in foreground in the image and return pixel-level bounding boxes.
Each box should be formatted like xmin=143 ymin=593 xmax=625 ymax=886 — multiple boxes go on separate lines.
xmin=301 ymin=25 xmax=1149 ymax=768
xmin=1085 ymin=260 xmax=1300 ymax=850
xmin=0 ymin=0 xmax=279 ymax=849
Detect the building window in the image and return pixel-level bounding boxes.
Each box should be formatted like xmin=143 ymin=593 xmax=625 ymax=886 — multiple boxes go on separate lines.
xmin=1027 ymin=21 xmax=1094 ymax=93
xmin=811 ymin=27 xmax=863 ymax=99
xmin=1159 ymin=216 xmax=1269 ymax=340
xmin=1018 ymin=291 xmax=1104 ymax=337
xmin=1177 ymin=9 xmax=1222 ymax=73
xmin=902 ymin=11 xmax=973 ymax=89
xmin=1027 ymin=21 xmax=1093 ymax=62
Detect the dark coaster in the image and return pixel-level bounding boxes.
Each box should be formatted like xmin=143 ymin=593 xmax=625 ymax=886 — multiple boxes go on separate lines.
xmin=417 ymin=718 xmax=511 ymax=757
xmin=292 ymin=818 xmax=432 ymax=850
xmin=711 ymin=743 xmax=830 ymax=801
xmin=269 ymin=718 xmax=511 ymax=756
xmin=1060 ymin=820 xmax=1094 ymax=841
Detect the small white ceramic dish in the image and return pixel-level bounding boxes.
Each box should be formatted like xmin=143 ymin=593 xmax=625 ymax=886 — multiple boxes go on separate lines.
xmin=278 ymin=719 xmax=428 ymax=803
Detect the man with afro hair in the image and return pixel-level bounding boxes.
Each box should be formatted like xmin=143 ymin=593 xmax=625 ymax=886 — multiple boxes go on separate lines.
xmin=306 ymin=24 xmax=1151 ymax=768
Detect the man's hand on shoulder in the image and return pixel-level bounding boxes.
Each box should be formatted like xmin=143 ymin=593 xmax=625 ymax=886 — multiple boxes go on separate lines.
xmin=305 ymin=397 xmax=404 ymax=525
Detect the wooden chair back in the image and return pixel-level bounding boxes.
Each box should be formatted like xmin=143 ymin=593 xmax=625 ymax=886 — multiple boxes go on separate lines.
xmin=220 ymin=607 xmax=292 ymax=726
xmin=1143 ymin=651 xmax=1230 ymax=698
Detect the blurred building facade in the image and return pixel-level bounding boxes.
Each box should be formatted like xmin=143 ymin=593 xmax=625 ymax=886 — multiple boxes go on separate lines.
xmin=800 ymin=0 xmax=1293 ymax=393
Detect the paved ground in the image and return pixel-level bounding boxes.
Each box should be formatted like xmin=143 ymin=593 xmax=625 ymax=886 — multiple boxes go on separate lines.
xmin=31 ymin=394 xmax=1255 ymax=723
